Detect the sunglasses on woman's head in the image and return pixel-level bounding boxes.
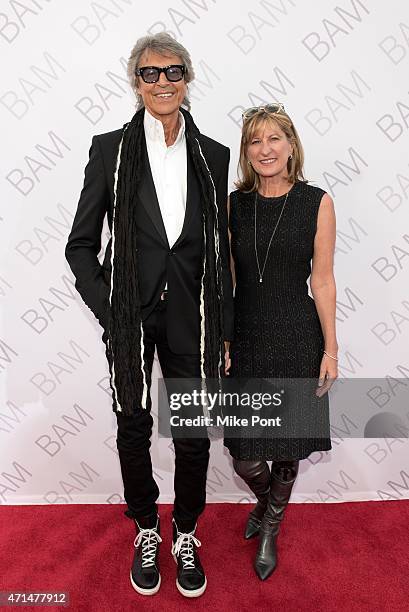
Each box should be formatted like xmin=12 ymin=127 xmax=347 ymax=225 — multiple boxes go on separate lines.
xmin=135 ymin=64 xmax=186 ymax=84
xmin=242 ymin=103 xmax=286 ymax=120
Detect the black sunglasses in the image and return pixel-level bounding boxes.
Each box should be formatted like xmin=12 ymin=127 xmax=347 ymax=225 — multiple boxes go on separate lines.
xmin=135 ymin=64 xmax=186 ymax=84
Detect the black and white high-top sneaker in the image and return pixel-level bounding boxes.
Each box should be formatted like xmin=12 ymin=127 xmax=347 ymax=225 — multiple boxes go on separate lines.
xmin=171 ymin=519 xmax=207 ymax=598
xmin=130 ymin=515 xmax=162 ymax=596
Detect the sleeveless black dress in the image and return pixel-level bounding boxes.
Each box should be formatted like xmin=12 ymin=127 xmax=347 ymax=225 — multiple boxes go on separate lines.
xmin=224 ymin=181 xmax=332 ymax=461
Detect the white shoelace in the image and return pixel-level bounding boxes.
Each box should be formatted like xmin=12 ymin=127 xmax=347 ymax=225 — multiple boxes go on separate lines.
xmin=134 ymin=527 xmax=162 ymax=568
xmin=172 ymin=531 xmax=202 ymax=569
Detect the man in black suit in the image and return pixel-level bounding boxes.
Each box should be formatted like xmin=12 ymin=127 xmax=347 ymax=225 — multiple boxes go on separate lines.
xmin=65 ymin=33 xmax=233 ymax=598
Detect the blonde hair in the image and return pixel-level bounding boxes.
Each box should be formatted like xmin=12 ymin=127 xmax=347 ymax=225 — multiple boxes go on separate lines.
xmin=235 ymin=109 xmax=306 ymax=192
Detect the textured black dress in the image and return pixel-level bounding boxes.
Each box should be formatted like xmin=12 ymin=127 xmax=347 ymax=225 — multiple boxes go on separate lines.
xmin=224 ymin=181 xmax=332 ymax=461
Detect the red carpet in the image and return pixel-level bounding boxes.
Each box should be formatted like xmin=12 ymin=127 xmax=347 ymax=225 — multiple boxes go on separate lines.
xmin=1 ymin=501 xmax=408 ymax=611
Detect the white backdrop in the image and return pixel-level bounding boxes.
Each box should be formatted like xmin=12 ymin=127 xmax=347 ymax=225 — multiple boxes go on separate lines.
xmin=1 ymin=0 xmax=409 ymax=508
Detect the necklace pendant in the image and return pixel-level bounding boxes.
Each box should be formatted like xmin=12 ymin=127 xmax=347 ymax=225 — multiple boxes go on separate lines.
xmin=254 ymin=190 xmax=289 ymax=290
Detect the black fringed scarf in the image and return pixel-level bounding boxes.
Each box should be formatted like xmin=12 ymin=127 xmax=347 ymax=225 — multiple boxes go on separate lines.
xmin=105 ymin=106 xmax=225 ymax=416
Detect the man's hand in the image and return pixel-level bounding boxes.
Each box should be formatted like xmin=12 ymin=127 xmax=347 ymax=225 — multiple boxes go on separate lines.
xmin=224 ymin=341 xmax=231 ymax=376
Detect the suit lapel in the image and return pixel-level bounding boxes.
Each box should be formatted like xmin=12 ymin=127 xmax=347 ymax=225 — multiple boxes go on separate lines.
xmin=172 ymin=147 xmax=200 ymax=249
xmin=137 ymin=134 xmax=169 ymax=248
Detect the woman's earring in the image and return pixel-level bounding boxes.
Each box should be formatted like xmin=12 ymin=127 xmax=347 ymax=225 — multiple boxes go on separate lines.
xmin=289 ymin=154 xmax=293 ymax=160
xmin=247 ymin=159 xmax=252 ymax=166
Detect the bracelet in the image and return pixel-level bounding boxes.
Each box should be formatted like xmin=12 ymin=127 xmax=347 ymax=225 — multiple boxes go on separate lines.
xmin=323 ymin=350 xmax=338 ymax=361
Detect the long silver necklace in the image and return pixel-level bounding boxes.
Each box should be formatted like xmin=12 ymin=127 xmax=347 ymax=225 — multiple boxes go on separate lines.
xmin=254 ymin=190 xmax=288 ymax=283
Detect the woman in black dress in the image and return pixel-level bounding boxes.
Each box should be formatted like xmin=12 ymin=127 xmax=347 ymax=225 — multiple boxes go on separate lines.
xmin=224 ymin=104 xmax=338 ymax=580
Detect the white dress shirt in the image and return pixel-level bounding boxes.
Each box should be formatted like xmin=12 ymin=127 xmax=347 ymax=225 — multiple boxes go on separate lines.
xmin=143 ymin=108 xmax=187 ymax=250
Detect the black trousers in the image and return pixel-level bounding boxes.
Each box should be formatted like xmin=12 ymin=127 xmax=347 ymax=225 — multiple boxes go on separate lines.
xmin=115 ymin=298 xmax=210 ymax=529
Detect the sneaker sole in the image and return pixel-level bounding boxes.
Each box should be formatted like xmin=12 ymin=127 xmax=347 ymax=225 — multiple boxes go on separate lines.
xmin=172 ymin=553 xmax=207 ymax=598
xmin=176 ymin=577 xmax=207 ymax=598
xmin=130 ymin=570 xmax=161 ymax=596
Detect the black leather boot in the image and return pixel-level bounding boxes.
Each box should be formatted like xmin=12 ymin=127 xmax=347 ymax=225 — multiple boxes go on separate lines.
xmin=130 ymin=514 xmax=162 ymax=595
xmin=172 ymin=519 xmax=207 ymax=598
xmin=254 ymin=460 xmax=299 ymax=580
xmin=233 ymin=459 xmax=271 ymax=539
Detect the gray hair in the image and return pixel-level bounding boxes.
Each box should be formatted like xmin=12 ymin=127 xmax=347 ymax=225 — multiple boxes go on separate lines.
xmin=127 ymin=33 xmax=195 ymax=111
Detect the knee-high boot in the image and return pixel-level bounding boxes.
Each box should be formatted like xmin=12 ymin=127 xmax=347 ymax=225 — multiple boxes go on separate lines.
xmin=254 ymin=459 xmax=299 ymax=580
xmin=233 ymin=459 xmax=271 ymax=539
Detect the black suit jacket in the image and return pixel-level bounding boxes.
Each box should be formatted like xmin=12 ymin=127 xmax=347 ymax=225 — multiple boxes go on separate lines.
xmin=65 ymin=122 xmax=234 ymax=354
